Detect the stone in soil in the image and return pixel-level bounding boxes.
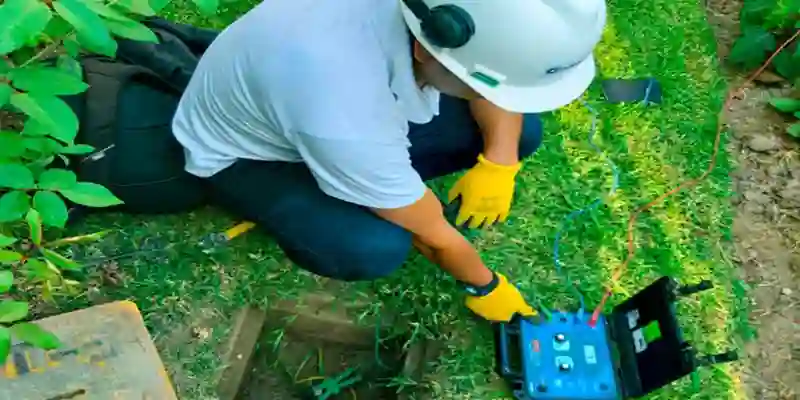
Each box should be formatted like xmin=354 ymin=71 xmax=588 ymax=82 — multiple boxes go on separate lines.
xmin=746 ymin=136 xmax=781 ymax=152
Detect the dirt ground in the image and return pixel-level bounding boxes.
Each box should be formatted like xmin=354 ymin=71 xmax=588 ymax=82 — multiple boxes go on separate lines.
xmin=235 ymin=293 xmax=425 ymax=400
xmin=705 ymin=1 xmax=800 ymax=398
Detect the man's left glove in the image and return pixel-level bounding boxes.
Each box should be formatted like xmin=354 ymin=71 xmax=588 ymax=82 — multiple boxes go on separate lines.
xmin=464 ymin=272 xmax=538 ymax=322
xmin=448 ymin=154 xmax=521 ymax=229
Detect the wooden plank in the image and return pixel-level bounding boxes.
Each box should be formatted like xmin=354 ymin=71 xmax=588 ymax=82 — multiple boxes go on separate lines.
xmin=0 ymin=300 xmax=176 ymax=400
xmin=216 ymin=306 xmax=267 ymax=400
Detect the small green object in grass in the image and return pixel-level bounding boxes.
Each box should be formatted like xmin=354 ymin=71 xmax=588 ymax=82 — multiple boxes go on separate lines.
xmin=312 ymin=367 xmax=362 ymax=400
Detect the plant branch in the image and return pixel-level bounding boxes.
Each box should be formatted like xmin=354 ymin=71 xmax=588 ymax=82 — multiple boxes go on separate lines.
xmin=2 ymin=56 xmax=14 ymax=69
xmin=21 ymin=33 xmax=75 ymax=68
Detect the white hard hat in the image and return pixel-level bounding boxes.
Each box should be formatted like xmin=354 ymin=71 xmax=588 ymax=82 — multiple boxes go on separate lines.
xmin=401 ymin=0 xmax=607 ymax=113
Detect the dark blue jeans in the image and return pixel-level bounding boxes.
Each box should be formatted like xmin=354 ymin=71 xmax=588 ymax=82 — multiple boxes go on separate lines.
xmin=208 ymin=95 xmax=543 ymax=281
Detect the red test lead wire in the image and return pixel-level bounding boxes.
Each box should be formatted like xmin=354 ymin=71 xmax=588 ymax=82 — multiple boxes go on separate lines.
xmin=588 ymin=29 xmax=800 ymax=328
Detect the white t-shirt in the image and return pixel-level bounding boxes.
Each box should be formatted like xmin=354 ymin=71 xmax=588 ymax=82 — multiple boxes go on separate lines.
xmin=171 ymin=0 xmax=441 ymax=209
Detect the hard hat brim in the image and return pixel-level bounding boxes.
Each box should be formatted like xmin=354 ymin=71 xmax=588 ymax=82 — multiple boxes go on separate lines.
xmin=401 ymin=3 xmax=596 ymax=114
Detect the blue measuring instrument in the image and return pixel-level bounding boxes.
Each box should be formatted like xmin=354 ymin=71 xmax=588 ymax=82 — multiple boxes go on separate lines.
xmin=494 ymin=277 xmax=739 ymax=400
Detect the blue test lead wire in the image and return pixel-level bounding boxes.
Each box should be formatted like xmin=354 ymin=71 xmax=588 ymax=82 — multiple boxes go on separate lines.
xmin=552 ymin=100 xmax=620 ymax=323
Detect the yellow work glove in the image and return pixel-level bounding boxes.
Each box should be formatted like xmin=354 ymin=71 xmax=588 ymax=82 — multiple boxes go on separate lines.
xmin=448 ymin=154 xmax=521 ymax=229
xmin=465 ymin=272 xmax=538 ymax=323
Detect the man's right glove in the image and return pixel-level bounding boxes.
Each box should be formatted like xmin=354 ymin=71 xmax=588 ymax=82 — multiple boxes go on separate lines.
xmin=464 ymin=272 xmax=538 ymax=322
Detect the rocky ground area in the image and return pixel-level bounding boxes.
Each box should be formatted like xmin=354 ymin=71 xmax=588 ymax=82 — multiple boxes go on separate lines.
xmin=705 ymin=0 xmax=800 ymax=398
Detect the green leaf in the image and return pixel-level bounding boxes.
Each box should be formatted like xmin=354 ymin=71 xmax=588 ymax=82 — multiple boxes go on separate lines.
xmin=0 ymin=0 xmax=53 ymax=55
xmin=116 ymin=0 xmax=156 ymax=15
xmin=104 ymin=17 xmax=158 ymax=42
xmin=63 ymin=37 xmax=82 ymax=58
xmin=0 ymin=327 xmax=10 ymax=365
xmin=9 ymin=93 xmax=79 ymax=143
xmin=0 ymin=300 xmax=28 ymax=323
xmin=83 ymin=0 xmax=133 ymax=22
xmin=26 ymin=156 xmax=56 ymax=179
xmin=33 ymin=191 xmax=68 ymax=228
xmin=57 ymin=55 xmax=83 ymax=80
xmin=0 ymin=163 xmax=35 ymax=189
xmin=0 ymin=251 xmax=22 ymax=264
xmin=191 ymin=0 xmax=219 ymax=15
xmin=59 ymin=182 xmax=123 ymax=207
xmin=23 ymin=258 xmax=59 ymax=280
xmin=59 ymin=144 xmax=95 ymax=155
xmin=729 ymin=25 xmax=777 ymax=69
xmin=23 ymin=137 xmax=63 ymax=155
xmin=53 ymin=0 xmax=115 ymax=56
xmin=37 ymin=169 xmax=77 ymax=191
xmin=0 ymin=131 xmax=26 ymax=158
xmin=772 ymin=50 xmax=800 ymax=81
xmin=788 ymin=122 xmax=800 ymax=138
xmin=76 ymin=32 xmax=118 ymax=58
xmin=25 ymin=209 xmax=42 ymax=245
xmin=9 ymin=65 xmax=89 ymax=96
xmin=770 ymin=97 xmax=800 ymax=113
xmin=0 ymin=83 xmax=12 ymax=108
xmin=0 ymin=271 xmax=13 ymax=293
xmin=46 ymin=230 xmax=108 ymax=248
xmin=22 ymin=119 xmax=51 ymax=138
xmin=41 ymin=248 xmax=81 ymax=271
xmin=11 ymin=322 xmax=61 ymax=349
xmin=740 ymin=0 xmax=777 ymax=25
xmin=769 ymin=3 xmax=796 ymax=29
xmin=0 ymin=191 xmax=31 ymax=222
xmin=0 ymin=234 xmax=17 ymax=248
xmin=43 ymin=15 xmax=74 ymax=38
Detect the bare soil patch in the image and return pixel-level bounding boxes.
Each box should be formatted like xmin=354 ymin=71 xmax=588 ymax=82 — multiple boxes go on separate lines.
xmin=705 ymin=1 xmax=800 ymax=398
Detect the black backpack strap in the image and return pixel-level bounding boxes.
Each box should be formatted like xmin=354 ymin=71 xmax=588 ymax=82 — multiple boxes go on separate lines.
xmin=76 ymin=57 xmax=171 ymax=186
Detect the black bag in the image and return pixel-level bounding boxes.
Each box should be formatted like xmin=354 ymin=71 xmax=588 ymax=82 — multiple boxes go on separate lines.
xmin=65 ymin=18 xmax=220 ymax=216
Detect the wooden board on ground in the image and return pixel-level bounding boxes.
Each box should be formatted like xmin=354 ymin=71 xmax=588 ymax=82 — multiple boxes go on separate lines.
xmin=217 ymin=306 xmax=267 ymax=400
xmin=0 ymin=300 xmax=177 ymax=400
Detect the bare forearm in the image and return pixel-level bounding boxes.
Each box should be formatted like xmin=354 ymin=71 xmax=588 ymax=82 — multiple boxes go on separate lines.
xmin=469 ymin=98 xmax=523 ymax=165
xmin=372 ymin=189 xmax=493 ymax=287
xmin=413 ymin=233 xmax=493 ymax=286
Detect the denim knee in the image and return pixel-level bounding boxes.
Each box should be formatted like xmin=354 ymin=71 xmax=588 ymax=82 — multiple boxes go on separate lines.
xmin=328 ymin=226 xmax=413 ymax=282
xmin=519 ymin=114 xmax=544 ymax=159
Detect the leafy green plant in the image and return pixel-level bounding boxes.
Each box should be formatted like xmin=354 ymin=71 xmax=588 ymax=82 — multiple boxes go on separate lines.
xmin=730 ymin=1 xmax=800 ymax=141
xmin=0 ymin=0 xmax=218 ymax=363
xmin=769 ymin=96 xmax=800 ymax=137
xmin=729 ymin=0 xmax=800 ymax=81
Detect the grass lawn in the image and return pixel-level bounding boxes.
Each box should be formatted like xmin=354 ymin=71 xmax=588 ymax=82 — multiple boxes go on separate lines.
xmin=60 ymin=0 xmax=749 ymax=398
